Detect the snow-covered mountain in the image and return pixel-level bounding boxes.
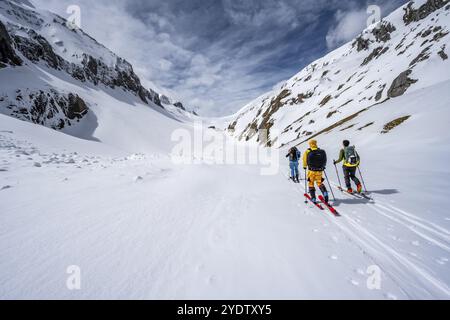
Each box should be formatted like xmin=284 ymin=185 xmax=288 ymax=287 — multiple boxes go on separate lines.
xmin=226 ymin=0 xmax=450 ymax=148
xmin=1 ymin=0 xmax=450 ymax=300
xmin=0 ymin=0 xmax=194 ymax=136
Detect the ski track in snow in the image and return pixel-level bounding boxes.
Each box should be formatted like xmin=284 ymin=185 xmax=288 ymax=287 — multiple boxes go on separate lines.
xmin=283 ymin=171 xmax=404 ymax=298
xmin=286 ymin=173 xmax=450 ymax=299
xmin=1 ymin=129 xmax=450 ymax=299
xmin=335 ymin=190 xmax=450 ymax=298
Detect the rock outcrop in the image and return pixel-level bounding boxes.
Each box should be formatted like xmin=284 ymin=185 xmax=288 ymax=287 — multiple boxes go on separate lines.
xmin=12 ymin=28 xmax=163 ymax=108
xmin=387 ymin=70 xmax=418 ymax=98
xmin=13 ymin=30 xmax=62 ymax=69
xmin=362 ymin=46 xmax=386 ymax=66
xmin=438 ymin=46 xmax=448 ymax=59
xmin=403 ymin=0 xmax=450 ymax=25
xmin=372 ymin=22 xmax=396 ymax=43
xmin=67 ymin=94 xmax=88 ymax=120
xmin=353 ymin=36 xmax=370 ymax=52
xmin=1 ymin=89 xmax=89 ymax=130
xmin=174 ymin=102 xmax=186 ymax=111
xmin=0 ymin=21 xmax=22 ymax=68
xmin=1 ymin=0 xmax=195 ymax=136
xmin=353 ymin=22 xmax=396 ymax=52
xmin=1 ymin=0 xmax=164 ymax=109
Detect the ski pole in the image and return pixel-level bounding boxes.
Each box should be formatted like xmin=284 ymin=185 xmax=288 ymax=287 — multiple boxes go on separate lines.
xmin=357 ymin=166 xmax=368 ymax=193
xmin=304 ymin=168 xmax=308 ymax=203
xmin=324 ymin=170 xmax=336 ymax=201
xmin=334 ymin=162 xmax=343 ymax=190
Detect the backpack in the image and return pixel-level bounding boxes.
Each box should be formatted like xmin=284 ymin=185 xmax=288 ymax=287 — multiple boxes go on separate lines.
xmin=307 ymin=148 xmax=327 ymax=171
xmin=344 ymin=146 xmax=360 ymax=166
xmin=289 ymin=147 xmax=300 ymax=162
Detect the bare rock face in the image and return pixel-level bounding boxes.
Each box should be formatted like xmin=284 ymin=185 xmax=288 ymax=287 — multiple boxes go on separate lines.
xmin=12 ymin=29 xmax=164 ymax=108
xmin=375 ymin=84 xmax=387 ymax=102
xmin=362 ymin=47 xmax=385 ymax=66
xmin=372 ymin=22 xmax=396 ymax=42
xmin=409 ymin=47 xmax=431 ymax=67
xmin=13 ymin=30 xmax=62 ymax=69
xmin=0 ymin=21 xmax=22 ymax=67
xmin=140 ymin=88 xmax=162 ymax=107
xmin=174 ymin=102 xmax=186 ymax=111
xmin=228 ymin=120 xmax=237 ymax=133
xmin=438 ymin=46 xmax=448 ymax=60
xmin=159 ymin=95 xmax=171 ymax=105
xmin=67 ymin=94 xmax=88 ymax=120
xmin=387 ymin=70 xmax=418 ymax=98
xmin=403 ymin=0 xmax=450 ymax=25
xmin=353 ymin=36 xmax=370 ymax=52
xmin=0 ymin=89 xmax=89 ymax=130
xmin=353 ymin=22 xmax=396 ymax=53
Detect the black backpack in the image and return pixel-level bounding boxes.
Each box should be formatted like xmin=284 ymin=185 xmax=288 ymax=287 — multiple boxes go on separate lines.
xmin=307 ymin=148 xmax=327 ymax=171
xmin=289 ymin=147 xmax=299 ymax=162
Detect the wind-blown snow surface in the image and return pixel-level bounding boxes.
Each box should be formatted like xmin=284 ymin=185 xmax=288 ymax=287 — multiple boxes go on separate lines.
xmin=1 ymin=81 xmax=450 ymax=299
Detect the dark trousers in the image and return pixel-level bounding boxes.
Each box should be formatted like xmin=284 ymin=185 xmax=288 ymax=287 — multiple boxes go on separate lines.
xmin=343 ymin=166 xmax=361 ymax=189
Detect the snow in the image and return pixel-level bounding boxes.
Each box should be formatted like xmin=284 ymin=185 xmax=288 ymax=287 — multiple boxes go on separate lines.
xmin=0 ymin=0 xmax=118 ymax=67
xmin=1 ymin=0 xmax=450 ymax=300
xmin=1 ymin=79 xmax=450 ymax=299
xmin=227 ymin=1 xmax=450 ymax=148
xmin=0 ymin=114 xmax=402 ymax=299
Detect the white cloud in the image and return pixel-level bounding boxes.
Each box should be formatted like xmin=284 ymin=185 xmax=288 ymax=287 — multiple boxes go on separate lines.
xmin=29 ymin=0 xmax=406 ymax=116
xmin=326 ymin=9 xmax=368 ymax=49
xmin=29 ymin=0 xmax=338 ymax=116
xmin=223 ymin=0 xmax=298 ymax=29
xmin=159 ymin=59 xmax=173 ymax=72
xmin=190 ymin=97 xmax=215 ymax=110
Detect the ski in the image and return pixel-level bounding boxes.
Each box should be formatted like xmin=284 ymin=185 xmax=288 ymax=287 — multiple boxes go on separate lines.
xmin=338 ymin=187 xmax=372 ymax=200
xmin=358 ymin=193 xmax=372 ymax=200
xmin=288 ymin=177 xmax=301 ymax=184
xmin=304 ymin=194 xmax=324 ymax=210
xmin=318 ymin=196 xmax=340 ymax=217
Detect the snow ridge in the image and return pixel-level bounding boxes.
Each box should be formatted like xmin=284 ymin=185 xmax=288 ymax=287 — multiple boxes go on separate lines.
xmin=0 ymin=0 xmax=194 ymax=135
xmin=227 ymin=0 xmax=450 ymax=148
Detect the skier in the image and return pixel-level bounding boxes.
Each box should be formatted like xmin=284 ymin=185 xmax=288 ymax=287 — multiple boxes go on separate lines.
xmin=303 ymin=140 xmax=329 ymax=203
xmin=286 ymin=146 xmax=301 ymax=183
xmin=334 ymin=140 xmax=363 ymax=194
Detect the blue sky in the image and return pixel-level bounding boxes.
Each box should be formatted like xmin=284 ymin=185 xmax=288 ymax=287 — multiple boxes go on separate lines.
xmin=32 ymin=0 xmax=406 ymax=116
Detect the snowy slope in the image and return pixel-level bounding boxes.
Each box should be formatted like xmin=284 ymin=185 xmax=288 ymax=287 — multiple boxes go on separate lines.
xmin=0 ymin=0 xmax=195 ymax=137
xmin=0 ymin=64 xmax=190 ymax=154
xmin=226 ymin=0 xmax=450 ymax=148
xmin=1 ymin=90 xmax=450 ymax=299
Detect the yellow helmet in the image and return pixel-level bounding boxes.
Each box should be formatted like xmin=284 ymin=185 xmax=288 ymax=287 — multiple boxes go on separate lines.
xmin=308 ymin=139 xmax=318 ymax=149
